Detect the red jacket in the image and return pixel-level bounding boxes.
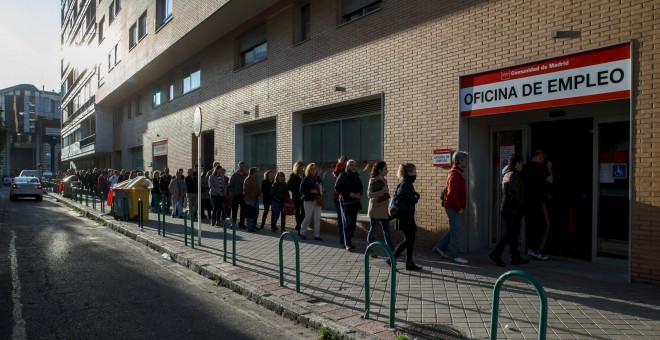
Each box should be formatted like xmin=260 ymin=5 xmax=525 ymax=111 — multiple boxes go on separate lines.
xmin=444 ymin=165 xmax=466 ymax=211
xmin=332 ymin=162 xmax=346 ymax=202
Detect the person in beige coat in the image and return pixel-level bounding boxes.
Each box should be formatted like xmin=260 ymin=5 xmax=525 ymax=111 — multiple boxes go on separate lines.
xmin=367 ymin=161 xmax=394 ymax=257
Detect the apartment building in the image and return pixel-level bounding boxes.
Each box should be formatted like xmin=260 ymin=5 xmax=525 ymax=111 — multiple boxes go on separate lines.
xmin=0 ymin=84 xmax=61 ymax=177
xmin=59 ymin=0 xmax=659 ymax=283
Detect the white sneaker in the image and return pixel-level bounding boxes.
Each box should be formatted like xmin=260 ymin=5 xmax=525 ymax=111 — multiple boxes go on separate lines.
xmin=433 ymin=247 xmax=449 ymax=259
xmin=452 ymin=257 xmax=469 ymax=264
xmin=527 ymin=249 xmax=549 ymax=260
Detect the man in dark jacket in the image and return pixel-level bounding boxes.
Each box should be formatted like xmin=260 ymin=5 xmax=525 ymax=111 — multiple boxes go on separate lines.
xmin=159 ymin=168 xmax=173 ymax=212
xmin=185 ymin=168 xmax=198 ymax=218
xmin=490 ymin=154 xmax=530 ymax=266
xmin=335 ymin=159 xmax=363 ymax=251
xmin=228 ymin=162 xmax=247 ymax=228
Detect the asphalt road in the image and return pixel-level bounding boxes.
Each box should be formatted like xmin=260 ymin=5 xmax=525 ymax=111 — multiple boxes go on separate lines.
xmin=0 ymin=189 xmax=317 ymax=339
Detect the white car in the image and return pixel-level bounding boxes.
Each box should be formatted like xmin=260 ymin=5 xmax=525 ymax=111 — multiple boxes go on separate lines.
xmin=10 ymin=177 xmax=43 ymax=201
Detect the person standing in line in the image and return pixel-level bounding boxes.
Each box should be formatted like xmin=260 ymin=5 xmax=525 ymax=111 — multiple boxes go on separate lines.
xmin=335 ymin=159 xmax=363 ymax=251
xmin=270 ymin=171 xmax=289 ymax=232
xmin=434 ymin=151 xmax=470 ymax=264
xmin=228 ymin=162 xmax=248 ymax=228
xmin=333 ymin=155 xmax=347 ymax=245
xmin=390 ymin=163 xmax=422 ymax=270
xmin=524 ymin=149 xmax=553 ymax=260
xmin=490 ymin=154 xmax=530 ymax=267
xmin=185 ymin=168 xmax=198 ymax=219
xmin=366 ymin=161 xmax=394 ymax=257
xmin=300 ymin=163 xmax=323 ymax=241
xmin=220 ymin=167 xmax=231 ymax=221
xmin=287 ymin=161 xmax=305 ymax=232
xmin=151 ymin=170 xmax=161 ymax=213
xmin=168 ymin=168 xmax=187 ymax=218
xmin=159 ymin=167 xmax=173 ymax=212
xmin=109 ymin=169 xmax=119 ymax=188
xmin=200 ymin=168 xmax=212 ymax=220
xmin=98 ymin=170 xmax=110 ymax=201
xmin=243 ymin=167 xmax=260 ymax=232
xmin=208 ymin=165 xmax=225 ymax=226
xmin=260 ymin=170 xmax=274 ymax=229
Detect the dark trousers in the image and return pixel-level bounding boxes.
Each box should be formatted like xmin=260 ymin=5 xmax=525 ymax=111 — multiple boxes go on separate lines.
xmin=341 ymin=203 xmax=359 ymax=247
xmin=161 ymin=191 xmax=171 ymax=211
xmin=394 ymin=212 xmax=417 ymax=262
xmin=231 ymin=194 xmax=245 ymax=227
xmin=525 ymin=201 xmax=551 ymax=253
xmin=334 ymin=200 xmax=345 ymax=244
xmin=260 ymin=198 xmax=272 ymax=228
xmin=202 ymin=198 xmax=212 ymax=217
xmin=494 ymin=211 xmax=523 ymax=258
xmin=293 ymin=198 xmax=305 ymax=230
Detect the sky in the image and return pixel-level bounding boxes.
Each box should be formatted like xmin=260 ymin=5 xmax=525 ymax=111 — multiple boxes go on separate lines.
xmin=0 ymin=0 xmax=61 ymax=93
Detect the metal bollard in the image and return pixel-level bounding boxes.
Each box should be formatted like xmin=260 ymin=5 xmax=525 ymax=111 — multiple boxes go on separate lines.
xmin=138 ymin=198 xmax=143 ymax=231
xmin=160 ymin=202 xmax=166 ymax=237
xmin=278 ymin=231 xmax=301 ymax=293
xmin=85 ymin=188 xmax=89 ymax=207
xmin=184 ymin=210 xmax=189 ymax=246
xmin=190 ymin=211 xmax=195 ymax=249
xmin=123 ymin=195 xmax=128 ymax=221
xmin=490 ymin=270 xmax=547 ymax=340
xmin=92 ymin=189 xmax=96 ymax=210
xmin=363 ymin=241 xmax=397 ymax=328
xmin=222 ymin=218 xmax=235 ymax=265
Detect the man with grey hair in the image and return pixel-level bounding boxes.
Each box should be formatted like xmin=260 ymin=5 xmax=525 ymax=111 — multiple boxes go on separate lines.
xmin=434 ymin=151 xmax=470 ymax=264
xmin=335 ymin=159 xmax=364 ymax=251
xmin=228 ymin=162 xmax=248 ymax=228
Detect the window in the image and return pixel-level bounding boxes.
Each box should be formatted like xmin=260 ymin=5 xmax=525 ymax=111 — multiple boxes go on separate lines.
xmin=295 ymin=1 xmax=310 ymax=43
xmin=182 ymin=63 xmax=200 ymax=94
xmin=115 ymin=0 xmax=122 ymax=13
xmin=127 ymin=101 xmax=132 ymax=120
xmin=300 ymin=98 xmax=382 ymax=211
xmin=168 ymin=80 xmax=174 ymax=101
xmin=238 ymin=24 xmax=267 ymax=68
xmin=340 ymin=0 xmax=382 ymax=23
xmin=152 ymin=88 xmax=162 ymax=108
xmin=129 ymin=23 xmax=137 ymax=49
xmin=138 ymin=12 xmax=147 ymax=40
xmin=136 ymin=95 xmax=142 ymax=115
xmin=108 ymin=43 xmax=120 ymax=71
xmin=156 ymin=0 xmax=173 ymax=28
xmin=108 ymin=1 xmax=115 ymax=22
xmin=98 ymin=16 xmax=105 ymax=43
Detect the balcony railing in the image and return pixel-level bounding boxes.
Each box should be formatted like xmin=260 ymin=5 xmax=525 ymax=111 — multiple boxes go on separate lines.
xmin=80 ymin=134 xmax=96 ymax=148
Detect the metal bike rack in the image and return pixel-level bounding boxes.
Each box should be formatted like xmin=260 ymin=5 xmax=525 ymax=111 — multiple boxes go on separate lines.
xmin=278 ymin=231 xmax=300 ymax=293
xmin=158 ymin=202 xmax=166 ymax=236
xmin=363 ymin=241 xmax=397 ymax=328
xmin=85 ymin=188 xmax=89 ymax=207
xmin=184 ymin=210 xmax=195 ymax=247
xmin=490 ymin=270 xmax=547 ymax=340
xmin=223 ymin=218 xmax=236 ymax=265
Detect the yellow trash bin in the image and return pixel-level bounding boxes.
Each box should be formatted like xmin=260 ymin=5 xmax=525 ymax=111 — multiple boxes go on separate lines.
xmin=124 ymin=176 xmax=153 ymax=221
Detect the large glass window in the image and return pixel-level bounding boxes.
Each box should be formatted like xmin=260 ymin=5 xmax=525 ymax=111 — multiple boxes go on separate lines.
xmin=152 ymin=88 xmax=162 ymax=108
xmin=182 ymin=63 xmax=200 ymax=94
xmin=244 ymin=131 xmax=276 ymax=171
xmin=303 ymin=114 xmax=382 ymax=211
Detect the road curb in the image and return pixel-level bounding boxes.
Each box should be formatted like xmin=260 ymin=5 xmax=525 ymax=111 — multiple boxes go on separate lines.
xmin=52 ymin=195 xmax=385 ymax=340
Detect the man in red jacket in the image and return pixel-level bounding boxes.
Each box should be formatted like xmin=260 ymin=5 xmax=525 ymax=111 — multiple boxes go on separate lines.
xmin=434 ymin=151 xmax=469 ymax=264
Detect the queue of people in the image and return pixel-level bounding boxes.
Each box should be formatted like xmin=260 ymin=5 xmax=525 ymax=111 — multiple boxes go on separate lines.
xmin=65 ymin=149 xmax=553 ymax=271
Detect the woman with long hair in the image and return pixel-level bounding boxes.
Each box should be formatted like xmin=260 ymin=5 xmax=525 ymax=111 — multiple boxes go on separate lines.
xmin=260 ymin=170 xmax=274 ymax=229
xmin=270 ymin=171 xmax=290 ymax=232
xmin=366 ymin=161 xmax=394 ymax=256
xmin=390 ymin=163 xmax=422 ymax=270
xmin=299 ymin=163 xmax=323 ymax=240
xmin=287 ymin=161 xmax=305 ymax=231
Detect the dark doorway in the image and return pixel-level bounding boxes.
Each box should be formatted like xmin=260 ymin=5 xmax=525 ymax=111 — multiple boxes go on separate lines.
xmin=530 ymin=118 xmax=592 ymax=260
xmin=202 ymin=131 xmax=215 ymax=172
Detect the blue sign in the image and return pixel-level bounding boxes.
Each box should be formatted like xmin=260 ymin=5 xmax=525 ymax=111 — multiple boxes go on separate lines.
xmin=612 ymin=163 xmax=627 ymax=179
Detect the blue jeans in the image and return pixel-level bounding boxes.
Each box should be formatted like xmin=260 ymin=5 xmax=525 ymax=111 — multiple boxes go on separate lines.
xmin=437 ymin=207 xmax=462 ymax=259
xmin=334 ymin=200 xmax=344 ymax=244
xmin=271 ymin=200 xmax=286 ymax=228
xmin=367 ymin=218 xmax=394 ymax=251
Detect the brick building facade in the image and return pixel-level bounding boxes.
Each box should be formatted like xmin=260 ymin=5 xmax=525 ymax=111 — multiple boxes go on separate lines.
xmin=60 ymin=0 xmax=659 ymax=283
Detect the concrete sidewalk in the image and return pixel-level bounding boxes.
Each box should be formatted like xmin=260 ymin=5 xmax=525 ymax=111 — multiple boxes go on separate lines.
xmin=52 ymin=193 xmax=660 ymax=339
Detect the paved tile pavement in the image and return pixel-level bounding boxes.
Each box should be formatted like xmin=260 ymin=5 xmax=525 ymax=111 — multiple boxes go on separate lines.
xmin=53 ymin=193 xmax=660 ymax=339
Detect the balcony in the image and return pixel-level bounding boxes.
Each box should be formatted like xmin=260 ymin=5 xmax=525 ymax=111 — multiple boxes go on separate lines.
xmin=80 ymin=134 xmax=96 ymax=148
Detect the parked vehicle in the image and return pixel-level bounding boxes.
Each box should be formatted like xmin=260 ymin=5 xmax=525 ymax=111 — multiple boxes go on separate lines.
xmin=10 ymin=177 xmax=43 ymax=201
xmin=19 ymin=170 xmax=40 ymax=178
